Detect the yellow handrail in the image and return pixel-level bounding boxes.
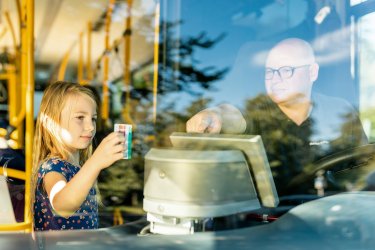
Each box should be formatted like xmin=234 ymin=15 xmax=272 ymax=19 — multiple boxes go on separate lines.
xmin=102 ymin=0 xmax=115 ymax=122
xmin=0 ymin=67 xmax=15 ymax=80
xmin=16 ymin=0 xmax=22 ymax=27
xmin=113 ymin=207 xmax=124 ymax=225
xmin=0 ymin=27 xmax=8 ymax=40
xmin=5 ymin=11 xmax=18 ymax=54
xmin=87 ymin=22 xmax=93 ymax=81
xmin=23 ymin=0 xmax=35 ymax=232
xmin=0 ymin=66 xmax=23 ymax=148
xmin=0 ymin=222 xmax=32 ymax=231
xmin=57 ymin=50 xmax=71 ymax=81
xmin=1 ymin=0 xmax=34 ymax=233
xmin=0 ymin=168 xmax=30 ymax=232
xmin=0 ymin=165 xmax=28 ymax=232
xmin=78 ymin=32 xmax=84 ymax=83
xmin=57 ymin=41 xmax=77 ymax=81
xmin=1 ymin=12 xmax=23 ymax=145
xmin=123 ymin=0 xmax=135 ymax=126
xmin=0 ymin=167 xmax=26 ymax=180
xmin=152 ymin=2 xmax=160 ymax=123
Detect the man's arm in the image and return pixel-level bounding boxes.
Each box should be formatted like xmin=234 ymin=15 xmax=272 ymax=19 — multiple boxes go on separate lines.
xmin=186 ymin=104 xmax=246 ymax=134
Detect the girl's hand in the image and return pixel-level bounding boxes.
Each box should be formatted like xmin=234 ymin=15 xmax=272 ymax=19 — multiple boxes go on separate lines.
xmin=89 ymin=132 xmax=125 ymax=170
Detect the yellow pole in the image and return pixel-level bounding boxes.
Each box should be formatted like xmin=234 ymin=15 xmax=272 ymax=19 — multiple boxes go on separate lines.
xmin=0 ymin=168 xmax=26 ymax=180
xmin=6 ymin=1 xmax=26 ymax=134
xmin=0 ymin=27 xmax=7 ymax=40
xmin=16 ymin=0 xmax=22 ymax=27
xmin=123 ymin=0 xmax=134 ymax=126
xmin=86 ymin=22 xmax=93 ymax=81
xmin=4 ymin=8 xmax=24 ymax=131
xmin=4 ymin=9 xmax=24 ymax=147
xmin=6 ymin=67 xmax=17 ymax=123
xmin=0 ymin=222 xmax=33 ymax=231
xmin=57 ymin=50 xmax=71 ymax=81
xmin=0 ymin=0 xmax=33 ymax=232
xmin=24 ymin=0 xmax=34 ymax=231
xmin=113 ymin=207 xmax=124 ymax=225
xmin=7 ymin=66 xmax=24 ymax=148
xmin=102 ymin=0 xmax=115 ymax=122
xmin=78 ymin=32 xmax=84 ymax=83
xmin=5 ymin=11 xmax=18 ymax=53
xmin=152 ymin=2 xmax=160 ymax=123
xmin=57 ymin=41 xmax=77 ymax=81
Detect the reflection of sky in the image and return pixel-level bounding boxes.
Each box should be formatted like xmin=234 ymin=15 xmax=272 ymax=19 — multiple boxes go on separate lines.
xmin=159 ymin=0 xmax=368 ymax=113
xmin=160 ymin=0 xmax=308 ymax=111
xmin=359 ymin=12 xmax=375 ymax=110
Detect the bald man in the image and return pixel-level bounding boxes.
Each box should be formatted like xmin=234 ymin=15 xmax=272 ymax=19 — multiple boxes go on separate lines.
xmin=186 ymin=38 xmax=368 ymax=195
xmin=264 ymin=38 xmax=318 ymax=125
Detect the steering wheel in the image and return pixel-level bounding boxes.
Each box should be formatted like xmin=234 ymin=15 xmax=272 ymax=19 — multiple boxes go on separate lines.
xmin=287 ymin=144 xmax=375 ymax=191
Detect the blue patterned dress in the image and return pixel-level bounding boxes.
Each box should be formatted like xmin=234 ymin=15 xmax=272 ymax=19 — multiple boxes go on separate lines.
xmin=33 ymin=158 xmax=98 ymax=231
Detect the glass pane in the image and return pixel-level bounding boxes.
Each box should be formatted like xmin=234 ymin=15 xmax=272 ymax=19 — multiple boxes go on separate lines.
xmin=359 ymin=12 xmax=375 ymax=142
xmin=351 ymin=0 xmax=368 ymax=6
xmin=157 ymin=0 xmax=372 ymax=197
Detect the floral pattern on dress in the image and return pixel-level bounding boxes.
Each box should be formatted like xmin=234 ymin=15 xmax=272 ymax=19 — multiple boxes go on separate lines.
xmin=34 ymin=158 xmax=98 ymax=231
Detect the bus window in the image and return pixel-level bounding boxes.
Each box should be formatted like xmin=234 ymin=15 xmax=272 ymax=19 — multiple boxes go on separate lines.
xmin=3 ymin=0 xmax=375 ymax=235
xmin=157 ymin=0 xmax=373 ymax=197
xmin=358 ymin=12 xmax=375 ymax=142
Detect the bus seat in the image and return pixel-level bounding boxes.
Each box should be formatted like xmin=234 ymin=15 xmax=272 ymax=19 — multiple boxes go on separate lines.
xmin=0 ymin=146 xmax=26 ymax=222
xmin=0 ymin=175 xmax=17 ymax=224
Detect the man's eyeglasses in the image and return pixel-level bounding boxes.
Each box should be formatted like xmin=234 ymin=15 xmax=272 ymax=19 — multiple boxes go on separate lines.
xmin=265 ymin=64 xmax=310 ymax=80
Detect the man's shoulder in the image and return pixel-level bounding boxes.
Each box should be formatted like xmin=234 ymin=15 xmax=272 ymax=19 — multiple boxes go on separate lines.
xmin=312 ymin=92 xmax=354 ymax=111
xmin=245 ymin=94 xmax=276 ymax=110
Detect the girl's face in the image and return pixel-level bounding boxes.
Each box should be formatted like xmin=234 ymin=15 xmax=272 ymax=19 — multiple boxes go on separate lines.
xmin=59 ymin=94 xmax=97 ymax=153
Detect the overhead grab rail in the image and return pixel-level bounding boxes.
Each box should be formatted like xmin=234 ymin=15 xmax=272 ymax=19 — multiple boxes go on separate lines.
xmin=57 ymin=43 xmax=76 ymax=81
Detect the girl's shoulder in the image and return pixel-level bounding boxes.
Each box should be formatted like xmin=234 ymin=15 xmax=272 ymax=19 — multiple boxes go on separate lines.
xmin=42 ymin=157 xmax=67 ymax=168
xmin=39 ymin=157 xmax=79 ymax=176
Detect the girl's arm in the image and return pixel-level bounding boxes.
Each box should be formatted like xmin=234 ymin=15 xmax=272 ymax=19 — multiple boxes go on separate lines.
xmin=43 ymin=132 xmax=125 ymax=218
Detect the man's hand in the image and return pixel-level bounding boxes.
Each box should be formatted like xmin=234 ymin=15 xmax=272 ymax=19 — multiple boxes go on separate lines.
xmin=186 ymin=104 xmax=246 ymax=134
xmin=186 ymin=107 xmax=222 ymax=133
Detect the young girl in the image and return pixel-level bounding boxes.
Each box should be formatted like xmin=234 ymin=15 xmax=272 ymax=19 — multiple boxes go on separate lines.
xmin=31 ymin=81 xmax=125 ymax=231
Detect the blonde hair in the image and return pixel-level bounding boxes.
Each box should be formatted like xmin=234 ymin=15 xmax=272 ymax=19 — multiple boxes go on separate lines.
xmin=30 ymin=81 xmax=98 ymax=217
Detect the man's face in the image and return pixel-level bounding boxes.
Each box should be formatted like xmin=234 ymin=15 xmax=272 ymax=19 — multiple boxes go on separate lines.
xmin=265 ymin=46 xmax=314 ymax=105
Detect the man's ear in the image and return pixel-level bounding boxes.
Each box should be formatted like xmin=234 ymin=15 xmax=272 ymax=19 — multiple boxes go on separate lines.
xmin=310 ymin=62 xmax=319 ymax=82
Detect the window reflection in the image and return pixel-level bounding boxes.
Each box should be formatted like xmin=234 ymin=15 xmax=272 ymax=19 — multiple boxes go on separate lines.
xmin=157 ymin=0 xmax=373 ymax=196
xmin=90 ymin=0 xmax=375 ymax=224
xmin=358 ymin=12 xmax=375 ymax=142
xmin=351 ymin=0 xmax=368 ymax=6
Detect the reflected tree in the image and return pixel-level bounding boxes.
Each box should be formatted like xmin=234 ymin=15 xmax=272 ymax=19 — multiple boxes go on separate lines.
xmin=98 ymin=160 xmax=142 ymax=206
xmin=129 ymin=18 xmax=229 ymax=99
xmin=154 ymin=97 xmax=213 ymax=148
xmin=98 ymin=16 xmax=227 ymax=207
xmin=243 ymin=93 xmax=371 ymax=195
xmin=243 ymin=94 xmax=315 ymax=194
xmin=157 ymin=23 xmax=228 ymax=95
